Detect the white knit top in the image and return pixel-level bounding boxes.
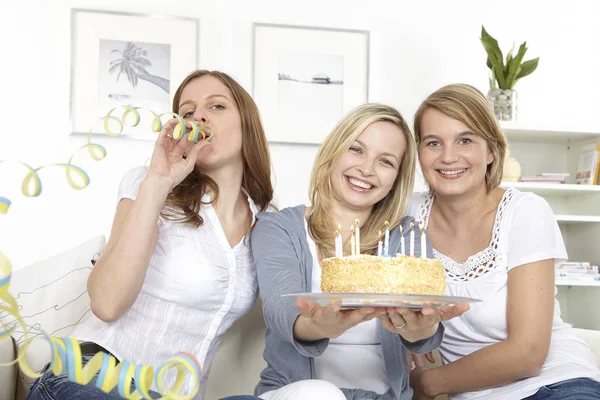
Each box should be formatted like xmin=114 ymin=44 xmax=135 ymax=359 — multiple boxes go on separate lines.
xmin=408 ymin=188 xmax=600 ymax=400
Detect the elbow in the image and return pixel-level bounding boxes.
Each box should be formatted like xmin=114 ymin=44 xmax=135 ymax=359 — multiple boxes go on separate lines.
xmin=88 ymin=280 xmax=124 ymax=323
xmin=516 ymin=344 xmax=549 ymax=378
xmin=521 ymin=357 xmax=545 ymax=377
xmin=90 ymin=298 xmax=122 ymax=323
xmin=87 ymin=270 xmax=124 ymax=323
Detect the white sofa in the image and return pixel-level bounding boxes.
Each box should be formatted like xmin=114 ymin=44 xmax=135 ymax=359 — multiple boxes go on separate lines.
xmin=2 ymin=300 xmax=600 ymax=400
xmin=1 ymin=235 xmax=599 ymax=400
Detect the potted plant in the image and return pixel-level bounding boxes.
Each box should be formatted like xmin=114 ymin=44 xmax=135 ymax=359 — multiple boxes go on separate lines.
xmin=480 ymin=26 xmax=539 ymax=121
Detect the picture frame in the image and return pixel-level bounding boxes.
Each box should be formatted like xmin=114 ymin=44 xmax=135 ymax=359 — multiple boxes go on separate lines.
xmin=252 ymin=23 xmax=369 ymax=144
xmin=70 ymin=9 xmax=199 ymax=138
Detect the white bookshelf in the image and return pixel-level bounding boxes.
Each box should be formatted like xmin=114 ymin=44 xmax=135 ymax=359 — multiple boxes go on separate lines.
xmin=500 ymin=181 xmax=600 ymax=196
xmin=501 ymin=122 xmax=600 ymax=329
xmin=502 ymin=122 xmax=600 ymax=144
xmin=556 ymin=279 xmax=600 ymax=287
xmin=555 ymin=215 xmax=600 ymax=224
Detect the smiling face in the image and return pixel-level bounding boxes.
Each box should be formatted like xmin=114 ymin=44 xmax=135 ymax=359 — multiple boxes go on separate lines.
xmin=330 ymin=121 xmax=407 ymax=213
xmin=177 ymin=75 xmax=243 ymax=171
xmin=418 ymin=107 xmax=493 ymax=197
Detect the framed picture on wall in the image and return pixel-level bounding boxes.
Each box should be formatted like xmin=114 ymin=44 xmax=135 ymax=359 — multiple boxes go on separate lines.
xmin=70 ymin=9 xmax=199 ymax=138
xmin=252 ymin=23 xmax=369 ymax=144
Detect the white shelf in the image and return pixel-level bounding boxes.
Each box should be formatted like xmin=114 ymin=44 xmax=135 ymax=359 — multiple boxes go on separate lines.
xmin=556 ymin=215 xmax=600 ymax=223
xmin=501 ymin=122 xmax=600 ymax=144
xmin=500 ymin=181 xmax=600 ymax=196
xmin=556 ymin=279 xmax=600 ymax=287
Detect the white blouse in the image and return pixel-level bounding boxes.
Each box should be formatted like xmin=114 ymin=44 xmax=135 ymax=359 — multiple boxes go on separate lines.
xmin=305 ymin=220 xmax=389 ymax=395
xmin=73 ymin=166 xmax=259 ymax=399
xmin=408 ymin=188 xmax=600 ymax=400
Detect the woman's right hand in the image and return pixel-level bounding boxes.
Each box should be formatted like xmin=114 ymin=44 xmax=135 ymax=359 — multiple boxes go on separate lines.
xmin=293 ymin=299 xmax=383 ymax=341
xmin=146 ymin=118 xmax=211 ymax=192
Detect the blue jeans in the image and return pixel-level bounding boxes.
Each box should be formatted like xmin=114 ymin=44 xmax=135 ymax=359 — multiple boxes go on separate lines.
xmin=218 ymin=397 xmax=262 ymax=400
xmin=26 ymin=355 xmax=160 ymax=400
xmin=522 ymin=378 xmax=600 ymax=399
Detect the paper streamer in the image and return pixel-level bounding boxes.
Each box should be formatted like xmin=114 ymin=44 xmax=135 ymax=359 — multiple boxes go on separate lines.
xmin=100 ymin=106 xmax=212 ymax=143
xmin=0 ymin=105 xmax=213 ymax=207
xmin=0 ymin=197 xmax=10 ymax=215
xmin=16 ymin=335 xmax=201 ymax=400
xmin=0 ymin=106 xmax=208 ymax=398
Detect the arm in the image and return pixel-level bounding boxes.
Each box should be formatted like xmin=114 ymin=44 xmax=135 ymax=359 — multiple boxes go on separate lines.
xmin=417 ymin=259 xmax=555 ymax=397
xmin=87 ymin=178 xmax=166 ymax=322
xmin=251 ymin=213 xmax=329 ymax=357
xmin=88 ymin=119 xmax=210 ymax=322
xmin=401 ymin=323 xmax=445 ymax=354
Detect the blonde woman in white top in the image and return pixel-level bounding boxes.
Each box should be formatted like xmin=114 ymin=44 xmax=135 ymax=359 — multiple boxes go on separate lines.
xmin=407 ymin=83 xmax=600 ymax=400
xmin=26 ymin=70 xmax=274 ymax=400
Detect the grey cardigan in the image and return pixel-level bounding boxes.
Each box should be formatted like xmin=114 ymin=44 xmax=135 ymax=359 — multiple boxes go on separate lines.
xmin=251 ymin=205 xmax=444 ymax=400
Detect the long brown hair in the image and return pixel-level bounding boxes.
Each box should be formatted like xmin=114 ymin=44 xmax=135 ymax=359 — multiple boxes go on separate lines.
xmin=161 ymin=70 xmax=274 ymax=226
xmin=308 ymin=103 xmax=416 ymax=258
xmin=413 ymin=84 xmax=507 ymax=192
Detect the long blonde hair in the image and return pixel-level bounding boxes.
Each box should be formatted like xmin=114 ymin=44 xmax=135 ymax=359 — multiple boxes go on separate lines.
xmin=413 ymin=83 xmax=507 ymax=192
xmin=161 ymin=70 xmax=274 ymax=227
xmin=308 ymin=103 xmax=416 ymax=258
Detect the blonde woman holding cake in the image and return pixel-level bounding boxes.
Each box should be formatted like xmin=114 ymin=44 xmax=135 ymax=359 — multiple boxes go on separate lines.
xmin=250 ymin=103 xmax=469 ymax=400
xmin=407 ymin=83 xmax=600 ymax=400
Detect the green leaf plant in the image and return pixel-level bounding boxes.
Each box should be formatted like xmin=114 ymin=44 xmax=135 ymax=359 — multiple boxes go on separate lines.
xmin=481 ymin=26 xmax=539 ymax=90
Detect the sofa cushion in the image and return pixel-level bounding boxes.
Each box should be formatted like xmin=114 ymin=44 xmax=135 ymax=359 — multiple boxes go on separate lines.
xmin=0 ymin=337 xmax=16 ymax=400
xmin=205 ymin=299 xmax=267 ymax=398
xmin=0 ymin=235 xmax=106 ymax=389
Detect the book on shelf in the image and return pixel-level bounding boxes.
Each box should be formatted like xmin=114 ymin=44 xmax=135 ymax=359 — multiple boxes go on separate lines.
xmin=541 ymin=173 xmax=570 ymax=177
xmin=575 ymin=143 xmax=600 ymax=185
xmin=555 ymin=261 xmax=600 ymax=281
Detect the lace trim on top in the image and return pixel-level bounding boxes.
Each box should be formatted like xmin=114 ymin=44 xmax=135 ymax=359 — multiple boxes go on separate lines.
xmin=419 ymin=188 xmax=514 ymax=282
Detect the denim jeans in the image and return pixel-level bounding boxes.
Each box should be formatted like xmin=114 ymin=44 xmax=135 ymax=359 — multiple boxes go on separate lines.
xmin=26 ymin=355 xmax=160 ymax=400
xmin=522 ymin=378 xmax=600 ymax=400
xmin=218 ymin=397 xmax=262 ymax=400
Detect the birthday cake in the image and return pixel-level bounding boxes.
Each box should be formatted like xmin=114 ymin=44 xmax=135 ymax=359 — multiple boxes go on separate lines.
xmin=320 ymin=254 xmax=446 ymax=295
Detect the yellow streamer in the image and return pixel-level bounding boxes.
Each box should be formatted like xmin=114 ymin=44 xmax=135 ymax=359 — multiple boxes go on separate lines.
xmin=0 ymin=105 xmax=208 ymax=398
xmin=15 ymin=335 xmax=200 ymax=399
xmin=1 ymin=105 xmax=213 ymax=208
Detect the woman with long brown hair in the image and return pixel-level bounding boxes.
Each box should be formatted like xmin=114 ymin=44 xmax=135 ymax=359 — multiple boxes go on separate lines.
xmin=26 ymin=70 xmax=273 ymax=400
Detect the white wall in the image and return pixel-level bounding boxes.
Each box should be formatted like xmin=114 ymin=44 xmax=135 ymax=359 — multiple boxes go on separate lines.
xmin=1 ymin=0 xmax=600 ymax=269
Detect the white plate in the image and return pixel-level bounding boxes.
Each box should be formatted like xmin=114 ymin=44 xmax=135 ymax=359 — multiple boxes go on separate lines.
xmin=282 ymin=292 xmax=481 ymax=309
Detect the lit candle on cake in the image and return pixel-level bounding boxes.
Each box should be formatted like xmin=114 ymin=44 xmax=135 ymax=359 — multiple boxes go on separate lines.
xmin=399 ymin=225 xmax=405 ymax=255
xmin=409 ymin=222 xmax=415 ymax=257
xmin=383 ymin=221 xmax=390 ymax=257
xmin=350 ymin=225 xmax=356 ymax=256
xmin=335 ymin=224 xmax=343 ymax=257
xmin=377 ymin=230 xmax=383 ymax=257
xmin=355 ymin=218 xmax=360 ymax=255
xmin=420 ymin=224 xmax=427 ymax=258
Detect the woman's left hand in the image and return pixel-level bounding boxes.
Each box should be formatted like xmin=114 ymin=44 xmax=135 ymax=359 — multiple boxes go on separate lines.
xmin=379 ymin=303 xmax=470 ymax=342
